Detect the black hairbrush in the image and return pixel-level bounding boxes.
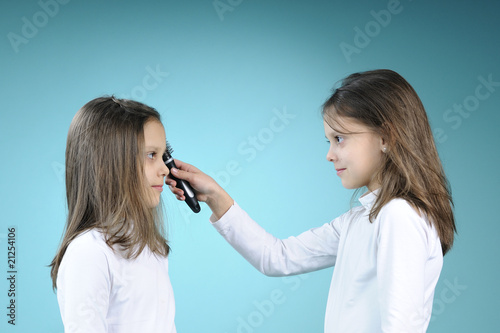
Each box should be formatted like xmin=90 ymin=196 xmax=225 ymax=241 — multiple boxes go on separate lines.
xmin=163 ymin=141 xmax=201 ymax=213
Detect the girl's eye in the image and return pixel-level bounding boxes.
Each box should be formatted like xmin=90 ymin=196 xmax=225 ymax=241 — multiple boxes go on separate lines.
xmin=335 ymin=136 xmax=344 ymax=144
xmin=147 ymin=152 xmax=156 ymax=160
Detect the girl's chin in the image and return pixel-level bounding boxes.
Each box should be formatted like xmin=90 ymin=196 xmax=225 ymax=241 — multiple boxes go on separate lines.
xmin=147 ymin=195 xmax=161 ymax=208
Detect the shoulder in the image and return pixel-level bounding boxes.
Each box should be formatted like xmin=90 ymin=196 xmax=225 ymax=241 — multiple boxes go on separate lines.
xmin=68 ymin=229 xmax=109 ymax=251
xmin=377 ymin=198 xmax=429 ymax=228
xmin=57 ymin=230 xmax=114 ymax=307
xmin=379 ymin=198 xmax=422 ymax=220
xmin=57 ymin=229 xmax=114 ymax=288
xmin=63 ymin=229 xmax=112 ymax=265
xmin=376 ymin=198 xmax=440 ymax=246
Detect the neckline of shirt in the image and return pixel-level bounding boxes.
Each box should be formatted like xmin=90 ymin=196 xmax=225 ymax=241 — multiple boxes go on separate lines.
xmin=358 ymin=189 xmax=379 ymax=209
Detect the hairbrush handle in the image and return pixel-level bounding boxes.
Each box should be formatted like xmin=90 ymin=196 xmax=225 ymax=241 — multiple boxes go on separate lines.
xmin=164 ymin=157 xmax=201 ymax=213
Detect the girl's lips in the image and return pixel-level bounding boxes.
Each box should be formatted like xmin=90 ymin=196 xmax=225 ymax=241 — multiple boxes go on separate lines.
xmin=152 ymin=185 xmax=163 ymax=192
xmin=336 ymin=168 xmax=346 ymax=176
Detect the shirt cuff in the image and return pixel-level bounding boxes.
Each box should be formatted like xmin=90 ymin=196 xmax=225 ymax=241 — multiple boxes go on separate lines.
xmin=210 ymin=201 xmax=241 ymax=228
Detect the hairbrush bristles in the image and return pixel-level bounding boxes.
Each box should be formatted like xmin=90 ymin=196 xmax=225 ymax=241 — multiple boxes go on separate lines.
xmin=164 ymin=140 xmax=174 ymax=161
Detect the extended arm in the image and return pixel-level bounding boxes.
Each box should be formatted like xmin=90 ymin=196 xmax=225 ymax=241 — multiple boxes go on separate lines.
xmin=167 ymin=160 xmax=340 ymax=276
xmin=212 ymin=202 xmax=340 ymax=276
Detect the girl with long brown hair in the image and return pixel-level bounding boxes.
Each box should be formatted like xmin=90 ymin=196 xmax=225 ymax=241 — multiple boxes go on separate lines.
xmin=167 ymin=69 xmax=456 ymax=332
xmin=50 ymin=97 xmax=176 ymax=332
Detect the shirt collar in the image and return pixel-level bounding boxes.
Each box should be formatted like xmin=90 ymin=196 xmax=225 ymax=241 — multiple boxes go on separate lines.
xmin=358 ymin=188 xmax=379 ymax=209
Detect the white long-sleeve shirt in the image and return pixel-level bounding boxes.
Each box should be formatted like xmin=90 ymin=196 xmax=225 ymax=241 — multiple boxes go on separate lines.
xmin=56 ymin=229 xmax=176 ymax=333
xmin=211 ymin=191 xmax=443 ymax=332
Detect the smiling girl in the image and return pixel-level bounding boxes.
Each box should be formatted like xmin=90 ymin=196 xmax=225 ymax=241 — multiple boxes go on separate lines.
xmin=50 ymin=97 xmax=176 ymax=332
xmin=167 ymin=69 xmax=456 ymax=332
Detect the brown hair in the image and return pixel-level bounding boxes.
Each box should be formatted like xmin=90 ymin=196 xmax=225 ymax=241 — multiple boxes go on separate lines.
xmin=50 ymin=96 xmax=170 ymax=289
xmin=322 ymin=69 xmax=456 ymax=255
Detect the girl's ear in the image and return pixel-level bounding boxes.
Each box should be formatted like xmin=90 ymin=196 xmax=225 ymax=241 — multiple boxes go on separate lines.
xmin=379 ymin=122 xmax=392 ymax=150
xmin=379 ymin=136 xmax=387 ymax=153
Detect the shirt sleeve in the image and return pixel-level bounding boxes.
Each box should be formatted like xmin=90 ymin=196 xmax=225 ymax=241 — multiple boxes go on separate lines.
xmin=376 ymin=200 xmax=433 ymax=333
xmin=211 ymin=202 xmax=342 ymax=276
xmin=56 ymin=234 xmax=111 ymax=333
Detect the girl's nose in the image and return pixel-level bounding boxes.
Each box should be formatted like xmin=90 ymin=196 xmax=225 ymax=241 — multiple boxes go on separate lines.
xmin=326 ymin=146 xmax=337 ymax=162
xmin=159 ymin=161 xmax=170 ymax=177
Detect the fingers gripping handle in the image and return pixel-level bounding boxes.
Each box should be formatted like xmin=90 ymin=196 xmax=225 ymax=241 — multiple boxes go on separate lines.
xmin=164 ymin=158 xmax=201 ymax=213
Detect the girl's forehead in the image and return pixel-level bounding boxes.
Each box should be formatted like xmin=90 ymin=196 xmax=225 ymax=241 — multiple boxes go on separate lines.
xmin=144 ymin=121 xmax=166 ymax=144
xmin=324 ymin=115 xmax=369 ymax=134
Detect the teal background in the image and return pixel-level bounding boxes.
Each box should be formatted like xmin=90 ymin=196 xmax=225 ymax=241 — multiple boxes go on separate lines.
xmin=1 ymin=0 xmax=499 ymax=332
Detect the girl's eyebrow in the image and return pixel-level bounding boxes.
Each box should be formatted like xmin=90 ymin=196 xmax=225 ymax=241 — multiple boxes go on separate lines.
xmin=145 ymin=145 xmax=166 ymax=153
xmin=326 ymin=129 xmax=341 ymax=136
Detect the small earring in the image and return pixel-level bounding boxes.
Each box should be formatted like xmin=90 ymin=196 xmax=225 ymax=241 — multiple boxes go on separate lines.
xmin=382 ymin=147 xmax=387 ymax=153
